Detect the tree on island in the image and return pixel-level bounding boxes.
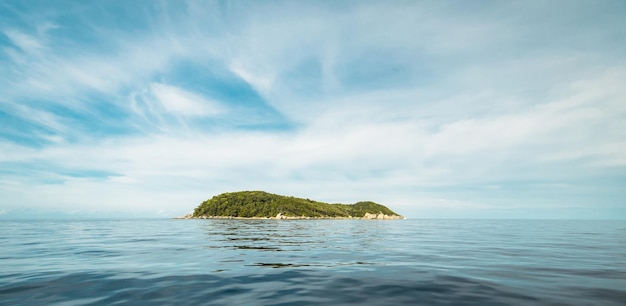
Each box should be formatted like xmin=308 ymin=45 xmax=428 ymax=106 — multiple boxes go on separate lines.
xmin=193 ymin=191 xmax=402 ymax=219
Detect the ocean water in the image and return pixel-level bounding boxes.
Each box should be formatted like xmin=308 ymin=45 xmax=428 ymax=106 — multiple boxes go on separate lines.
xmin=1 ymin=219 xmax=625 ymax=305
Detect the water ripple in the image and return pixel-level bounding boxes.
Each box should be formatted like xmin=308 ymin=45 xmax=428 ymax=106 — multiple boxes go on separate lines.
xmin=1 ymin=219 xmax=625 ymax=305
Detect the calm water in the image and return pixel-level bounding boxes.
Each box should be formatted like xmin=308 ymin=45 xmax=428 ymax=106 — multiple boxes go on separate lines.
xmin=1 ymin=219 xmax=625 ymax=305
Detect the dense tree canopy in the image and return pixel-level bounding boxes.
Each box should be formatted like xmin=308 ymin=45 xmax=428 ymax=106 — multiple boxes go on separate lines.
xmin=193 ymin=191 xmax=400 ymax=218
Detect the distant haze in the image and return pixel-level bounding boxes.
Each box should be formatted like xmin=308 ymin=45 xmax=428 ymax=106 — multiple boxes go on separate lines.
xmin=1 ymin=1 xmax=625 ymax=219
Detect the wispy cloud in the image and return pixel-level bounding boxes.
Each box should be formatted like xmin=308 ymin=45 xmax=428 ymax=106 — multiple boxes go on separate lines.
xmin=149 ymin=83 xmax=224 ymax=117
xmin=3 ymin=29 xmax=45 ymax=53
xmin=1 ymin=1 xmax=625 ymax=219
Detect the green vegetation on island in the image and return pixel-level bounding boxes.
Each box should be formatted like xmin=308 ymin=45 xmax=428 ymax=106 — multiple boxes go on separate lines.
xmin=192 ymin=191 xmax=403 ymax=219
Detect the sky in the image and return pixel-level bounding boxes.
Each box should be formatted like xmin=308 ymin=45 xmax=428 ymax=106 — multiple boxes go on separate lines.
xmin=1 ymin=1 xmax=625 ymax=219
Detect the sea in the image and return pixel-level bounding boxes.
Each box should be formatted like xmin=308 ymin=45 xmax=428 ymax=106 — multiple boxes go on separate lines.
xmin=1 ymin=219 xmax=625 ymax=305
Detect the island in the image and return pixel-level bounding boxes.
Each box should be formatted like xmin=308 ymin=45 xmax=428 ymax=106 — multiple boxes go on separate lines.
xmin=185 ymin=191 xmax=404 ymax=220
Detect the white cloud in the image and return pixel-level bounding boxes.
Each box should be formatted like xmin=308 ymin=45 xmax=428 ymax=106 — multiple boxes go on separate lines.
xmin=149 ymin=83 xmax=224 ymax=117
xmin=229 ymin=61 xmax=274 ymax=98
xmin=11 ymin=105 xmax=67 ymax=133
xmin=3 ymin=29 xmax=44 ymax=53
xmin=2 ymin=66 xmax=626 ymax=217
xmin=2 ymin=68 xmax=624 ymax=215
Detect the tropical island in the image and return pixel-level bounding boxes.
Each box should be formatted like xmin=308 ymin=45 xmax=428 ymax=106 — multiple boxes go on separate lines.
xmin=186 ymin=191 xmax=404 ymax=220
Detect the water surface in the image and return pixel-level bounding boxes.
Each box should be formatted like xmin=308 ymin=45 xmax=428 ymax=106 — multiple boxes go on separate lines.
xmin=1 ymin=219 xmax=625 ymax=305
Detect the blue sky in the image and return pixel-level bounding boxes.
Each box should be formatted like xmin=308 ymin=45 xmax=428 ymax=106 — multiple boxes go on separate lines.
xmin=1 ymin=1 xmax=625 ymax=219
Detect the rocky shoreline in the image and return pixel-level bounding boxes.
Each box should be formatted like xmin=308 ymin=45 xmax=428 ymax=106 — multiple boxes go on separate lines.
xmin=175 ymin=212 xmax=405 ymax=220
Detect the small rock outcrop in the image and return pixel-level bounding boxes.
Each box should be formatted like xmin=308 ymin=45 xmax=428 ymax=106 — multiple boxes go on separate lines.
xmin=363 ymin=212 xmax=404 ymax=220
